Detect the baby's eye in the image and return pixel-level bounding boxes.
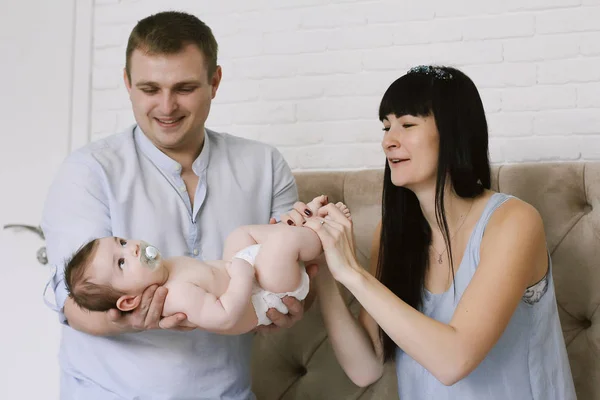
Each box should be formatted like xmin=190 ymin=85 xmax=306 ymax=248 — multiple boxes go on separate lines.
xmin=119 ymin=239 xmax=127 ymax=247
xmin=118 ymin=258 xmax=125 ymax=269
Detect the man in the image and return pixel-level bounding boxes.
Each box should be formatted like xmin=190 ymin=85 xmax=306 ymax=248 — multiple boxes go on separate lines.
xmin=42 ymin=11 xmax=311 ymax=399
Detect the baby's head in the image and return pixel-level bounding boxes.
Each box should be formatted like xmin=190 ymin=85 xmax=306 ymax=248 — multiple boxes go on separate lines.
xmin=65 ymin=237 xmax=167 ymax=313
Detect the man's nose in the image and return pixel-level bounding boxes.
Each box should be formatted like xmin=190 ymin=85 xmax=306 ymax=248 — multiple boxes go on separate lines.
xmin=159 ymin=92 xmax=178 ymax=114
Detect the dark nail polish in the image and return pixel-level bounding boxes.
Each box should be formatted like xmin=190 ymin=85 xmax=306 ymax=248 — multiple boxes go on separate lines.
xmin=287 ymin=220 xmax=294 ymax=225
xmin=304 ymin=209 xmax=312 ymax=217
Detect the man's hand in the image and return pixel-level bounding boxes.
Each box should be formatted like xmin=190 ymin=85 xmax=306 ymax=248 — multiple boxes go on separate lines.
xmin=106 ymin=285 xmax=193 ymax=333
xmin=254 ymin=261 xmax=319 ymax=333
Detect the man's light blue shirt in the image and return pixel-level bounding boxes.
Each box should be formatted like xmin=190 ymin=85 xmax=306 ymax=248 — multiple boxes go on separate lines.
xmin=41 ymin=125 xmax=298 ymax=400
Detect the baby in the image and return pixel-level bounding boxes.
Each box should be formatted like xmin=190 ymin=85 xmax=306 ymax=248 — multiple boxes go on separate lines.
xmin=64 ymin=200 xmax=350 ymax=334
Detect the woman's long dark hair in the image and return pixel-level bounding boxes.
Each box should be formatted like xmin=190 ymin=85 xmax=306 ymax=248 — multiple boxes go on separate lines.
xmin=376 ymin=66 xmax=491 ymax=362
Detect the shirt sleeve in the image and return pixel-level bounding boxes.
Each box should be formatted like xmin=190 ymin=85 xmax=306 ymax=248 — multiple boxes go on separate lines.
xmin=270 ymin=147 xmax=298 ymax=221
xmin=40 ymin=153 xmax=112 ymax=324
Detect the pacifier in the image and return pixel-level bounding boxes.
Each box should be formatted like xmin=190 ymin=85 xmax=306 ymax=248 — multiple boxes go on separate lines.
xmin=140 ymin=241 xmax=162 ymax=269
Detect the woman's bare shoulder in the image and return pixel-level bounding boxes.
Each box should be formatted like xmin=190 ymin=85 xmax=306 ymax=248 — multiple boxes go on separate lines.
xmin=487 ymin=194 xmax=544 ymax=232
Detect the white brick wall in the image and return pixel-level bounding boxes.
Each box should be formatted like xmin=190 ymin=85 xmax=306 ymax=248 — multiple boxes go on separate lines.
xmin=90 ymin=0 xmax=600 ymax=170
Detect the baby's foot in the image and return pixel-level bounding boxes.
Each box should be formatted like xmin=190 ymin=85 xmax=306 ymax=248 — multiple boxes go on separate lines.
xmin=335 ymin=202 xmax=352 ymax=220
xmin=306 ymin=195 xmax=328 ymax=217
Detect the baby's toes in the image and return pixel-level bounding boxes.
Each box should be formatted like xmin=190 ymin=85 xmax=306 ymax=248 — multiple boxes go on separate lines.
xmin=335 ymin=202 xmax=352 ymax=218
xmin=335 ymin=201 xmax=347 ymax=211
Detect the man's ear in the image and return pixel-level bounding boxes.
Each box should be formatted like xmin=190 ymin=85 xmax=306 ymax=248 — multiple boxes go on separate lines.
xmin=210 ymin=65 xmax=222 ymax=99
xmin=123 ymin=68 xmax=132 ymax=93
xmin=116 ymin=295 xmax=141 ymax=312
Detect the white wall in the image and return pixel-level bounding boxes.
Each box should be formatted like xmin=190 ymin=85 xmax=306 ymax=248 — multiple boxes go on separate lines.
xmin=91 ymin=0 xmax=600 ymax=170
xmin=0 ymin=1 xmax=76 ymax=398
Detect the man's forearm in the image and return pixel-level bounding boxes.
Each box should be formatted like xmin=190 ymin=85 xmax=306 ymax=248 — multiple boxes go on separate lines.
xmin=64 ymin=298 xmax=122 ymax=336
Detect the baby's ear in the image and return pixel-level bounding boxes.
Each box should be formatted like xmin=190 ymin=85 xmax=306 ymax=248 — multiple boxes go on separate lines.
xmin=116 ymin=295 xmax=141 ymax=312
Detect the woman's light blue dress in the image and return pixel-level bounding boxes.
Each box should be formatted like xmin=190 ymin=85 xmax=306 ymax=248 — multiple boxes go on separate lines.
xmin=395 ymin=193 xmax=576 ymax=400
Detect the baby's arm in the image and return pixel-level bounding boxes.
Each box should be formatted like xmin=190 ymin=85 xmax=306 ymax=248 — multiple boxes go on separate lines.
xmin=168 ymin=262 xmax=254 ymax=332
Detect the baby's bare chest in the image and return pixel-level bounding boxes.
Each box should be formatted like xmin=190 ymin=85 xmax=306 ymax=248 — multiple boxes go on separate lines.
xmin=166 ymin=258 xmax=230 ymax=295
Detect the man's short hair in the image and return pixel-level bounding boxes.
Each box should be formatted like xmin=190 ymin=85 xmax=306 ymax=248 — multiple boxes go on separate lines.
xmin=64 ymin=239 xmax=125 ymax=312
xmin=125 ymin=11 xmax=219 ymax=81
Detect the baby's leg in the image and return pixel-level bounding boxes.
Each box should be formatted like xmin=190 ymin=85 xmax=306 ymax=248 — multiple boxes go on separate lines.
xmin=251 ymin=224 xmax=322 ymax=294
xmin=222 ymin=226 xmax=258 ymax=260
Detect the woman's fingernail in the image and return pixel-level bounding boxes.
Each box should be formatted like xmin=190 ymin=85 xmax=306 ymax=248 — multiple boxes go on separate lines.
xmin=287 ymin=220 xmax=294 ymax=225
xmin=304 ymin=209 xmax=312 ymax=217
xmin=302 ymin=220 xmax=306 ymax=225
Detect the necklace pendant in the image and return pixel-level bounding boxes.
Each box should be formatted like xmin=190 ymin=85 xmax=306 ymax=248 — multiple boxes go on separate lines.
xmin=438 ymin=254 xmax=443 ymax=264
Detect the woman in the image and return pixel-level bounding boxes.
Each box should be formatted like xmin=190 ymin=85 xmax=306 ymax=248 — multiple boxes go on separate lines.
xmin=290 ymin=66 xmax=576 ymax=399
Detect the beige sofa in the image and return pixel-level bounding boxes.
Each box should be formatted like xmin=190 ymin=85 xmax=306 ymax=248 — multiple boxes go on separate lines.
xmin=251 ymin=162 xmax=599 ymax=400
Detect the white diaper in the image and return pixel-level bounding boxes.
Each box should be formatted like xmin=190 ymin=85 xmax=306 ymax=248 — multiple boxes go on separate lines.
xmin=233 ymin=244 xmax=310 ymax=326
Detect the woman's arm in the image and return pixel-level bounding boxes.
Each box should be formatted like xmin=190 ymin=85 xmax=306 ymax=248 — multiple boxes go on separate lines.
xmin=309 ymin=199 xmax=546 ymax=386
xmin=314 ymin=221 xmax=384 ymax=387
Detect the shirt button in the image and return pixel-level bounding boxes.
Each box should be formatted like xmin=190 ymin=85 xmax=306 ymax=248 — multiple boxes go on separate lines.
xmin=174 ymin=164 xmax=182 ymax=172
xmin=179 ymin=185 xmax=186 ymax=192
xmin=193 ymin=249 xmax=199 ymax=256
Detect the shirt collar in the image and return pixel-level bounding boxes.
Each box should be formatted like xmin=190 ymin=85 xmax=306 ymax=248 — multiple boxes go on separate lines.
xmin=193 ymin=129 xmax=210 ymax=174
xmin=134 ymin=125 xmax=210 ymax=176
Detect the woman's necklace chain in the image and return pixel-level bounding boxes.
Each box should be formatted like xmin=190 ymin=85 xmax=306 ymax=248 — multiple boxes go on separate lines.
xmin=433 ymin=200 xmax=474 ymax=264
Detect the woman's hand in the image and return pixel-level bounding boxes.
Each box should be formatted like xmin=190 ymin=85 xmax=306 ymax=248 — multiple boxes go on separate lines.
xmin=304 ymin=203 xmax=363 ymax=284
xmin=278 ymin=195 xmax=329 ymax=226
